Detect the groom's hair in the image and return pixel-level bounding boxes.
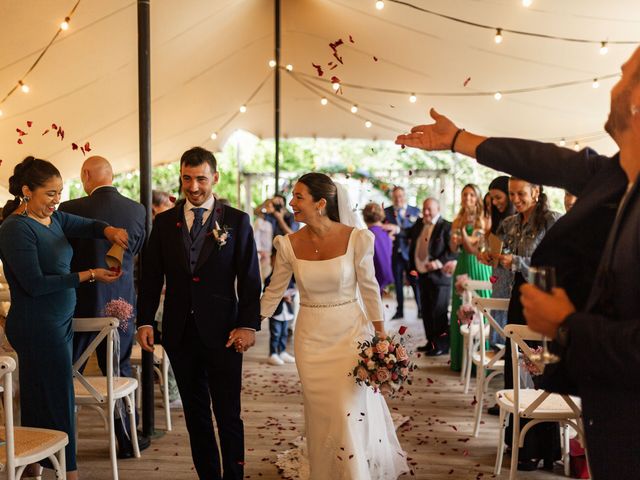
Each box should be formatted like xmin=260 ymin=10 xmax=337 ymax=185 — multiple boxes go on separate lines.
xmin=180 ymin=146 xmax=217 ymax=173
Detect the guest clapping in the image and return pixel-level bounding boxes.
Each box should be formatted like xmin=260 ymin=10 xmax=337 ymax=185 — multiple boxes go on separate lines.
xmin=0 ymin=157 xmax=126 ymax=479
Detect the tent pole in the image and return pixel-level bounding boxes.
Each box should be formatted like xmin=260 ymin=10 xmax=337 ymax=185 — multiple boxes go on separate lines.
xmin=274 ymin=0 xmax=281 ymax=194
xmin=137 ymin=0 xmax=155 ymax=438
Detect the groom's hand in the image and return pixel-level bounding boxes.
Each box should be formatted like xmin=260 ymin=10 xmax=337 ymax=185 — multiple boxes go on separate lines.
xmin=137 ymin=326 xmax=155 ymax=352
xmin=226 ymin=328 xmax=256 ymax=353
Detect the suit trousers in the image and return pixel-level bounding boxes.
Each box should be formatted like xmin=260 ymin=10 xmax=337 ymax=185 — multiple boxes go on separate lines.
xmin=165 ymin=315 xmax=244 ymax=480
xmin=392 ymin=255 xmax=421 ymax=315
xmin=419 ymin=275 xmax=451 ymax=350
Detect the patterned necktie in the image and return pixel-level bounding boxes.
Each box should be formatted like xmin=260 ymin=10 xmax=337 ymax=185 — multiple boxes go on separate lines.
xmin=190 ymin=207 xmax=206 ymax=241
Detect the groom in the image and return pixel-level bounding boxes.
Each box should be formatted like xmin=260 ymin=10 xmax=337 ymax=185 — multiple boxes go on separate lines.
xmin=137 ymin=146 xmax=261 ymax=479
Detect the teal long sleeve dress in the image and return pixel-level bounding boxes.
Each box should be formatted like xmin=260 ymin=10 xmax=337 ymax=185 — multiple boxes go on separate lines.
xmin=0 ymin=211 xmax=108 ymax=471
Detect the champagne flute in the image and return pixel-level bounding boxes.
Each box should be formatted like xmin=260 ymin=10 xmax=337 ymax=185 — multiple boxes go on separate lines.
xmin=527 ymin=266 xmax=560 ymax=364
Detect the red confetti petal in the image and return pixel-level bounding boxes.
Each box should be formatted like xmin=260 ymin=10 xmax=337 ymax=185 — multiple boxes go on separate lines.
xmin=398 ymin=325 xmax=408 ymax=335
xmin=463 ymin=77 xmax=471 ymax=87
xmin=72 ymin=143 xmax=78 ymax=150
xmin=373 ymin=56 xmax=378 ymax=62
xmin=17 ymin=138 xmax=23 ymax=144
xmin=169 ymin=196 xmax=176 ymax=203
xmin=349 ymin=35 xmax=355 ymax=43
xmin=490 ymin=275 xmax=498 ymax=284
xmin=312 ymin=62 xmax=324 ymax=77
xmin=16 ymin=128 xmax=27 ymax=136
xmin=409 ymin=270 xmax=418 ymax=277
xmin=42 ymin=129 xmax=50 ymax=136
xmin=26 ymin=121 xmax=33 ymax=128
xmin=80 ymin=146 xmax=86 ymax=156
xmin=329 ymin=64 xmax=338 ymax=70
xmin=329 ymin=38 xmax=344 ymax=51
xmin=84 ymin=142 xmax=91 ymax=152
xmin=408 ymin=170 xmax=413 ymax=176
xmin=330 ymin=76 xmax=340 ymax=84
xmin=332 ymin=52 xmax=343 ymax=64
xmin=52 ymin=123 xmax=58 ymax=130
xmin=427 ymin=378 xmax=434 ymax=384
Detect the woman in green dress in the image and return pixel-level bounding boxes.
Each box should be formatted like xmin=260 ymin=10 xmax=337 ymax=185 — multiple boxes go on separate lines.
xmin=0 ymin=157 xmax=127 ymax=479
xmin=448 ymin=184 xmax=492 ymax=371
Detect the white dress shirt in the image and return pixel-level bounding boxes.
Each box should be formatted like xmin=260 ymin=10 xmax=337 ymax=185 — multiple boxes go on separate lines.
xmin=184 ymin=195 xmax=215 ymax=231
xmin=414 ymin=215 xmax=442 ymax=274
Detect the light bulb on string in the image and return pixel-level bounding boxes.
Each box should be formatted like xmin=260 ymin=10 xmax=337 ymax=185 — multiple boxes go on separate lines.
xmin=320 ymin=97 xmax=328 ymax=106
xmin=60 ymin=17 xmax=70 ymax=30
xmin=573 ymin=142 xmax=581 ymax=151
xmin=19 ymin=81 xmax=29 ymax=93
xmin=494 ymin=91 xmax=502 ymax=101
xmin=600 ymin=42 xmax=608 ymax=55
xmin=351 ymin=105 xmax=358 ymax=113
xmin=409 ymin=94 xmax=417 ymax=103
xmin=332 ymin=82 xmax=341 ymax=91
xmin=494 ymin=28 xmax=503 ymax=44
xmin=522 ymin=0 xmax=532 ymax=6
xmin=285 ymin=64 xmax=293 ymax=71
xmin=365 ymin=120 xmax=372 ymax=128
xmin=592 ymin=78 xmax=599 ymax=89
xmin=210 ymin=132 xmax=218 ymax=140
xmin=239 ymin=105 xmax=247 ymax=113
xmin=268 ymin=59 xmax=276 ymax=68
xmin=375 ymin=1 xmax=385 ymax=10
xmin=559 ymin=138 xmax=566 ymax=147
xmin=0 ymin=109 xmax=3 ymax=117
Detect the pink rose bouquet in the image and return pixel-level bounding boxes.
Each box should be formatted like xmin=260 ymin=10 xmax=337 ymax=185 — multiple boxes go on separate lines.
xmin=522 ymin=346 xmax=544 ymax=377
xmin=351 ymin=326 xmax=415 ymax=395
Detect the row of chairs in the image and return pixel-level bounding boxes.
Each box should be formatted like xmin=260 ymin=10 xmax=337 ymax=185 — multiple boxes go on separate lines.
xmin=458 ymin=281 xmax=588 ymax=479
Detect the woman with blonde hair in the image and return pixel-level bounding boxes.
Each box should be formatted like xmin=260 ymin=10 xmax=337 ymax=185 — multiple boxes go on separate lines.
xmin=448 ymin=183 xmax=492 ymax=370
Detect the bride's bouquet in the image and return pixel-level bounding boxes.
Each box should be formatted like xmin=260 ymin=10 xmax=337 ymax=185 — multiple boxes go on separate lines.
xmin=351 ymin=326 xmax=414 ymax=396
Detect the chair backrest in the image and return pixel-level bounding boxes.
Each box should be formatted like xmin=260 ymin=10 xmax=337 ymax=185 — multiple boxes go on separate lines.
xmin=72 ymin=317 xmax=119 ymax=403
xmin=464 ymin=279 xmax=493 ymax=292
xmin=470 ymin=295 xmax=506 ymax=369
xmin=472 ymin=297 xmax=509 ymax=339
xmin=0 ymin=356 xmax=17 ymax=470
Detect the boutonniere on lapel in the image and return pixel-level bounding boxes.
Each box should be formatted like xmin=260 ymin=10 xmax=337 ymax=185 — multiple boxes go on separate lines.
xmin=207 ymin=221 xmax=232 ymax=248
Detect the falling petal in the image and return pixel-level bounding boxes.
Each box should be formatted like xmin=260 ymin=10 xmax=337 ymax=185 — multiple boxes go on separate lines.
xmin=463 ymin=77 xmax=471 ymax=87
xmin=312 ymin=62 xmax=324 ymax=77
xmin=399 ymin=326 xmax=408 ymax=335
xmin=169 ymin=196 xmax=176 ymax=203
xmin=52 ymin=123 xmax=58 ymax=130
xmin=373 ymin=56 xmax=378 ymax=62
xmin=42 ymin=129 xmax=50 ymax=135
xmin=17 ymin=138 xmax=23 ymax=144
xmin=80 ymin=146 xmax=86 ymax=155
xmin=409 ymin=270 xmax=418 ymax=277
xmin=72 ymin=143 xmax=79 ymax=150
xmin=349 ymin=35 xmax=355 ymax=43
xmin=26 ymin=121 xmax=33 ymax=128
xmin=409 ymin=170 xmax=413 ymax=176
xmin=84 ymin=142 xmax=91 ymax=152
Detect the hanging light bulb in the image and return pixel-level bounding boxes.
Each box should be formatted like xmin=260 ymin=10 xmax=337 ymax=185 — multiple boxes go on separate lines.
xmin=573 ymin=142 xmax=581 ymax=151
xmin=60 ymin=17 xmax=70 ymax=30
xmin=592 ymin=78 xmax=600 ymax=89
xmin=19 ymin=81 xmax=29 ymax=93
xmin=268 ymin=59 xmax=277 ymax=68
xmin=522 ymin=0 xmax=532 ymax=6
xmin=559 ymin=138 xmax=566 ymax=147
xmin=409 ymin=93 xmax=417 ymax=103
xmin=285 ymin=64 xmax=293 ymax=71
xmin=365 ymin=120 xmax=372 ymax=128
xmin=351 ymin=105 xmax=358 ymax=113
xmin=210 ymin=132 xmax=218 ymax=140
xmin=0 ymin=109 xmax=3 ymax=117
xmin=600 ymin=41 xmax=608 ymax=55
xmin=320 ymin=97 xmax=328 ymax=105
xmin=332 ymin=82 xmax=341 ymax=91
xmin=494 ymin=28 xmax=503 ymax=44
xmin=239 ymin=105 xmax=247 ymax=113
xmin=494 ymin=91 xmax=502 ymax=101
xmin=375 ymin=1 xmax=385 ymax=10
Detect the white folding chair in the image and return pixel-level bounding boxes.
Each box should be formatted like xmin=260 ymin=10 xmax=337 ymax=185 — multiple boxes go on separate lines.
xmin=459 ymin=279 xmax=492 ymax=387
xmin=470 ymin=297 xmax=509 ymax=437
xmin=0 ymin=356 xmax=68 ymax=480
xmin=73 ymin=317 xmax=140 ymax=480
xmin=495 ymin=324 xmax=586 ymax=479
xmin=131 ymin=344 xmax=172 ymax=431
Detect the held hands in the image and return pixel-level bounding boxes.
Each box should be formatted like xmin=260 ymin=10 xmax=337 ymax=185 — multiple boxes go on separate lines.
xmin=520 ymin=285 xmax=576 ymax=338
xmin=395 ymin=108 xmax=459 ymax=151
xmin=104 ymin=226 xmax=129 ymax=249
xmin=137 ymin=326 xmax=154 ymax=352
xmin=226 ymin=328 xmax=256 ymax=353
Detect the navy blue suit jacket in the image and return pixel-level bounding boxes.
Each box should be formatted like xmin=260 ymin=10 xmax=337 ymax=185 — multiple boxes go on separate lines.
xmin=137 ymin=200 xmax=261 ymax=350
xmin=59 ymin=186 xmax=146 ymax=317
xmin=384 ymin=204 xmax=420 ymax=262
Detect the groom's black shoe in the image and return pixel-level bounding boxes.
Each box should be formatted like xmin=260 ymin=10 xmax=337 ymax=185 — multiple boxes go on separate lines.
xmin=427 ymin=348 xmax=447 ymax=357
xmin=417 ymin=344 xmax=432 ymax=353
xmin=117 ymin=434 xmax=151 ymax=459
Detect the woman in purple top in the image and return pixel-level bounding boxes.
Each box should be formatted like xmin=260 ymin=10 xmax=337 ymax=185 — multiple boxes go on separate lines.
xmin=363 ymin=203 xmax=394 ymax=293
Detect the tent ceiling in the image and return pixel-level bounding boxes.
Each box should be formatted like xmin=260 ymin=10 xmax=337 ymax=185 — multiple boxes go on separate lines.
xmin=0 ymin=0 xmax=638 ymax=186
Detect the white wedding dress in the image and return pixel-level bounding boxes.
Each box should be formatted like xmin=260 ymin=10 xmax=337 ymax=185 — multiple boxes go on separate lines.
xmin=261 ymin=228 xmax=409 ymax=480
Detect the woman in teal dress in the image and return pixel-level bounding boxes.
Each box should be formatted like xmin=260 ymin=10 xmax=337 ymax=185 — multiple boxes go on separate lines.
xmin=448 ymin=184 xmax=492 ymax=371
xmin=0 ymin=157 xmax=127 ymax=478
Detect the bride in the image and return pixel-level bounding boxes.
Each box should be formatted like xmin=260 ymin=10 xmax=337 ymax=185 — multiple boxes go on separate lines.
xmin=260 ymin=173 xmax=409 ymax=479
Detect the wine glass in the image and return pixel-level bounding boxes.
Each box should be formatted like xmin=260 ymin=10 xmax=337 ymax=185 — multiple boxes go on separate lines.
xmin=527 ymin=266 xmax=560 ymax=364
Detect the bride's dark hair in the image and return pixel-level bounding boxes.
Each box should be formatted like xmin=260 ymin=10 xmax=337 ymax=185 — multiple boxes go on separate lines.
xmin=297 ymin=173 xmax=340 ymax=222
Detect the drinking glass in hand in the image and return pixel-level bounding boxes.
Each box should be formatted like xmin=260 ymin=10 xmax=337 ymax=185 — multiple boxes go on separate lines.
xmin=527 ymin=266 xmax=561 ymax=364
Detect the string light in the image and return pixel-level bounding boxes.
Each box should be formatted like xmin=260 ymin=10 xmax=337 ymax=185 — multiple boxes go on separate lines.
xmin=573 ymin=142 xmax=581 ymax=151
xmin=60 ymin=17 xmax=70 ymax=30
xmin=351 ymin=105 xmax=359 ymax=113
xmin=409 ymin=93 xmax=417 ymax=103
xmin=268 ymin=59 xmax=277 ymax=68
xmin=600 ymin=41 xmax=609 ymax=55
xmin=332 ymin=82 xmax=341 ymax=91
xmin=239 ymin=105 xmax=247 ymax=113
xmin=559 ymin=138 xmax=566 ymax=147
xmin=285 ymin=64 xmax=293 ymax=71
xmin=210 ymin=132 xmax=218 ymax=140
xmin=592 ymin=78 xmax=600 ymax=89
xmin=494 ymin=28 xmax=503 ymax=44
xmin=375 ymin=1 xmax=385 ymax=10
xmin=522 ymin=0 xmax=532 ymax=6
xmin=320 ymin=97 xmax=328 ymax=105
xmin=494 ymin=91 xmax=502 ymax=101
xmin=365 ymin=120 xmax=372 ymax=128
xmin=19 ymin=81 xmax=30 ymax=93
xmin=0 ymin=109 xmax=3 ymax=117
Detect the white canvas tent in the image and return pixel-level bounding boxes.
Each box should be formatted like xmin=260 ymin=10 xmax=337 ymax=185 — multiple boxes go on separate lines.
xmin=1 ymin=0 xmax=638 ymax=194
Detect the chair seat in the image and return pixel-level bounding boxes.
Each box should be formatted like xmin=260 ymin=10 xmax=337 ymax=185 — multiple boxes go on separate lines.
xmin=472 ymin=352 xmax=504 ymax=369
xmin=74 ymin=376 xmax=138 ymax=402
xmin=130 ymin=344 xmax=164 ymax=364
xmin=0 ymin=426 xmax=68 ymax=468
xmin=496 ymin=389 xmax=581 ymax=418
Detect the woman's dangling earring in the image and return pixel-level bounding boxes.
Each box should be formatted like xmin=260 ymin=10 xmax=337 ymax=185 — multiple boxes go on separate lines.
xmin=22 ymin=196 xmax=30 ymax=216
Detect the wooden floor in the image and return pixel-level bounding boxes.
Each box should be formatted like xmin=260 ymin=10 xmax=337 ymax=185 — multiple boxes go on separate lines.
xmin=56 ymin=301 xmax=568 ymax=480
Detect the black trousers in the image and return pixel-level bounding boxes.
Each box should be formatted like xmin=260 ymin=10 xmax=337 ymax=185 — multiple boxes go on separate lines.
xmin=392 ymin=255 xmax=421 ymax=315
xmin=165 ymin=316 xmax=244 ymax=480
xmin=419 ymin=275 xmax=451 ymax=350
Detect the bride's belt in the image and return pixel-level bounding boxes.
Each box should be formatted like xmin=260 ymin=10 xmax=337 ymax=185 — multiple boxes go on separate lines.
xmin=299 ymin=298 xmax=357 ymax=308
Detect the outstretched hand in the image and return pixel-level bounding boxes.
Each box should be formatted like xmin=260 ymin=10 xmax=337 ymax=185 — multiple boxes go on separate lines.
xmin=395 ymin=108 xmax=459 ymax=151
